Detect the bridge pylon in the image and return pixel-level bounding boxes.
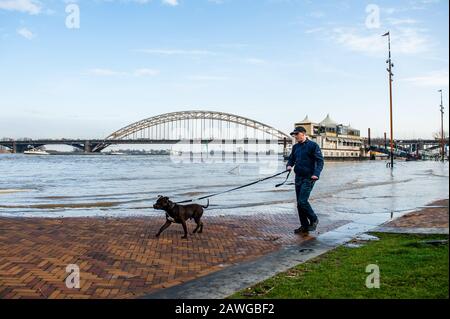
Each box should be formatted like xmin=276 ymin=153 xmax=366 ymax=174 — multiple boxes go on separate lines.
xmin=84 ymin=140 xmax=91 ymax=153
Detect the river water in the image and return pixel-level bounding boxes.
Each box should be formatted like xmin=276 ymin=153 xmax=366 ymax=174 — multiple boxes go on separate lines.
xmin=0 ymin=154 xmax=448 ymax=219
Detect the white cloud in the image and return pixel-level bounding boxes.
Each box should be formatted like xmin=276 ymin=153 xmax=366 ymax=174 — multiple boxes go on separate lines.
xmin=401 ymin=70 xmax=449 ymax=87
xmin=387 ymin=18 xmax=419 ymax=25
xmin=304 ymin=27 xmax=325 ymax=34
xmin=0 ymin=0 xmax=41 ymax=15
xmin=245 ymin=58 xmax=266 ymax=65
xmin=135 ymin=49 xmax=216 ymax=56
xmin=97 ymin=0 xmax=150 ymax=4
xmin=188 ymin=75 xmax=228 ymax=81
xmin=87 ymin=68 xmax=159 ymax=77
xmin=331 ymin=27 xmax=431 ymax=56
xmin=162 ymin=0 xmax=178 ymax=6
xmin=384 ymin=7 xmax=397 ymax=14
xmin=134 ymin=68 xmax=159 ymax=76
xmin=309 ymin=11 xmax=325 ymax=19
xmin=216 ymin=43 xmax=247 ymax=49
xmin=98 ymin=0 xmax=178 ymax=5
xmin=87 ymin=68 xmax=126 ymax=77
xmin=16 ymin=27 xmax=34 ymax=39
xmin=421 ymin=0 xmax=440 ymax=3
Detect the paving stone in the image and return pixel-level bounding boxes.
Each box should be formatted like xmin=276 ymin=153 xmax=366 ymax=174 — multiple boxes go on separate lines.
xmin=0 ymin=213 xmax=346 ymax=299
xmin=383 ymin=199 xmax=448 ymax=229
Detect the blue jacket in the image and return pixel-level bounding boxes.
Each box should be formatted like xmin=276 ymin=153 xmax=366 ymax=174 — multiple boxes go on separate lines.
xmin=287 ymin=139 xmax=324 ymax=178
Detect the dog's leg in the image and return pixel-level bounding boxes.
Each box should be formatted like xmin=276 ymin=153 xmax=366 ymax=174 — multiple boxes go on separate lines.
xmin=181 ymin=220 xmax=188 ymax=239
xmin=198 ymin=221 xmax=204 ymax=233
xmin=193 ymin=217 xmax=201 ymax=233
xmin=155 ymin=220 xmax=172 ymax=237
xmin=193 ymin=225 xmax=199 ymax=233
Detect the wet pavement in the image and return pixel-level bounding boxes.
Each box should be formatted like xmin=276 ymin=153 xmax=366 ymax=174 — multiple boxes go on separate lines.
xmin=145 ymin=199 xmax=449 ymax=299
xmin=0 ymin=198 xmax=448 ymax=299
xmin=375 ymin=199 xmax=449 ymax=235
xmin=0 ymin=213 xmax=348 ymax=299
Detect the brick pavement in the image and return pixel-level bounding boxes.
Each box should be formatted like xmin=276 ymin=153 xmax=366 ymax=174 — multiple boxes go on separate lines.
xmin=385 ymin=199 xmax=449 ymax=229
xmin=0 ymin=213 xmax=347 ymax=299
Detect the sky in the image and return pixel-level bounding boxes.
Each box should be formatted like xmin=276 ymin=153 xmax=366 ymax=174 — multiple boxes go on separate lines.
xmin=0 ymin=0 xmax=448 ymax=140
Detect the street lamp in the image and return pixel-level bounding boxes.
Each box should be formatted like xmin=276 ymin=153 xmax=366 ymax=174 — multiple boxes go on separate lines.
xmin=439 ymin=89 xmax=445 ymax=162
xmin=382 ymin=31 xmax=394 ymax=169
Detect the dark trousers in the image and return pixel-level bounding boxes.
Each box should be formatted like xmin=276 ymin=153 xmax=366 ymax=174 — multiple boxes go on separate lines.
xmin=295 ymin=176 xmax=318 ymax=228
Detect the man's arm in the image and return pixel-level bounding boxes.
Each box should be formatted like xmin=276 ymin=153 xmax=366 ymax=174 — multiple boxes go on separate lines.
xmin=286 ymin=145 xmax=296 ymax=170
xmin=312 ymin=144 xmax=324 ymax=178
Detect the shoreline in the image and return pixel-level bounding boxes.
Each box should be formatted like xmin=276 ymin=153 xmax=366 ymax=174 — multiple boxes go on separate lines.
xmin=0 ymin=196 xmax=446 ymax=220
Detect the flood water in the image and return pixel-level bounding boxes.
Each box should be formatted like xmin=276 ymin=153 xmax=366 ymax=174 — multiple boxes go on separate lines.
xmin=0 ymin=154 xmax=448 ymax=220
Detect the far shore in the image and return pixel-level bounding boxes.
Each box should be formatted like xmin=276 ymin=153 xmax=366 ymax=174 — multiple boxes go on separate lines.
xmin=0 ymin=189 xmax=33 ymax=194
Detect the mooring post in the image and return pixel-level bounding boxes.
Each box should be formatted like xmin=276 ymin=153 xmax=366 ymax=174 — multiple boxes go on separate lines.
xmin=244 ymin=138 xmax=248 ymax=162
xmin=222 ymin=139 xmax=226 ymax=162
xmin=190 ymin=139 xmax=194 ymax=163
xmin=12 ymin=141 xmax=17 ymax=154
xmin=255 ymin=139 xmax=259 ymax=162
xmin=232 ymin=139 xmax=236 ymax=163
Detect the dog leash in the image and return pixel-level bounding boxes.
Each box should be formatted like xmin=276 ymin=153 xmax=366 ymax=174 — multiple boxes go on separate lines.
xmin=275 ymin=169 xmax=292 ymax=188
xmin=176 ymin=169 xmax=291 ymax=204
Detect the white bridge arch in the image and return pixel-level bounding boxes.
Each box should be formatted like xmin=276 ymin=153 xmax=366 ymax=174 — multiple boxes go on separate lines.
xmin=107 ymin=110 xmax=290 ymax=140
xmin=91 ymin=110 xmax=292 ymax=152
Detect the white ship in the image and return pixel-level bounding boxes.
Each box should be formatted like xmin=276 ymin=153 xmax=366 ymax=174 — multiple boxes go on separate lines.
xmin=294 ymin=114 xmax=366 ymax=160
xmin=24 ymin=149 xmax=50 ymax=155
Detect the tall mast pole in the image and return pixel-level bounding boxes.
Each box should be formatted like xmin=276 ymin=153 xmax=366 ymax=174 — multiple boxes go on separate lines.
xmin=439 ymin=90 xmax=445 ymax=162
xmin=383 ymin=31 xmax=394 ymax=169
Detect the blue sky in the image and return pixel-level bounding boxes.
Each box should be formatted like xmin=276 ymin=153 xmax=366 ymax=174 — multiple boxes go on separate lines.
xmin=0 ymin=0 xmax=448 ymax=139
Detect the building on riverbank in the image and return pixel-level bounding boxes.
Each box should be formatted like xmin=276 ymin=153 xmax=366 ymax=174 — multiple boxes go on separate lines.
xmin=294 ymin=114 xmax=367 ymax=160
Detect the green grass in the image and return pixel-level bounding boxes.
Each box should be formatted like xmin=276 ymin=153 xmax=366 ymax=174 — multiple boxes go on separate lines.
xmin=230 ymin=233 xmax=449 ymax=299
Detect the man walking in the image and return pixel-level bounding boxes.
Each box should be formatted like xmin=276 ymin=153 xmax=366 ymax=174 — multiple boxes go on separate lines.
xmin=287 ymin=127 xmax=324 ymax=234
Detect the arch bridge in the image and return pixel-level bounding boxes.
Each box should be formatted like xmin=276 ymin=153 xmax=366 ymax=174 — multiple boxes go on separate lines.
xmin=1 ymin=110 xmax=293 ymax=154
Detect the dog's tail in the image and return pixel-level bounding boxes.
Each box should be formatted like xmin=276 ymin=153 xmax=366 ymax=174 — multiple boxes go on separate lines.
xmin=202 ymin=199 xmax=210 ymax=209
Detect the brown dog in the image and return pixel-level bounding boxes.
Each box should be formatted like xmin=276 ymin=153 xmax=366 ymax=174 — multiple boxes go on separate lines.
xmin=153 ymin=196 xmax=209 ymax=239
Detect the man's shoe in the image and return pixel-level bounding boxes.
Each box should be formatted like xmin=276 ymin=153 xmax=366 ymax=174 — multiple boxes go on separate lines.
xmin=294 ymin=227 xmax=309 ymax=234
xmin=308 ymin=220 xmax=319 ymax=232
